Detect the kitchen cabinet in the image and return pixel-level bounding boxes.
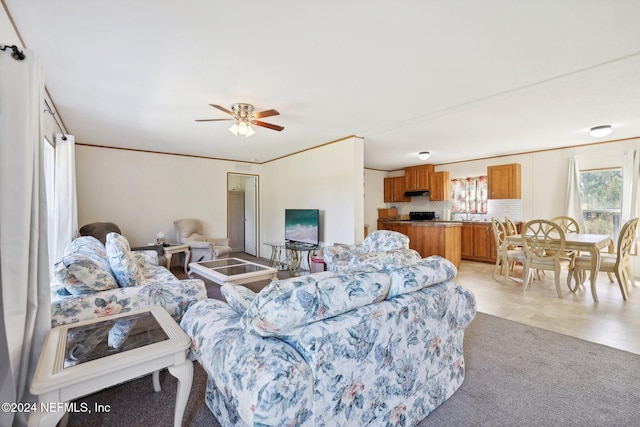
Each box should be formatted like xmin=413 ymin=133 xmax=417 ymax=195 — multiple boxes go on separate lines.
xmin=378 ymin=221 xmax=461 ymax=268
xmin=404 ymin=164 xmax=434 ymax=191
xmin=461 ymin=222 xmax=496 ymax=263
xmin=488 ymin=163 xmax=521 ymax=199
xmin=429 ymin=171 xmax=450 ymax=201
xmin=383 ymin=177 xmax=410 ymax=203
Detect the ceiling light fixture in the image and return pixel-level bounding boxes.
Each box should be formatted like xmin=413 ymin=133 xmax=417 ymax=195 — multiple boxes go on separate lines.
xmin=589 ymin=125 xmax=612 ymax=138
xmin=228 ymin=104 xmax=256 ymax=137
xmin=418 ymin=151 xmax=431 ymax=160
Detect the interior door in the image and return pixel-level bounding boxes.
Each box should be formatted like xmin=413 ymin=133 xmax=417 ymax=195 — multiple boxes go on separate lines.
xmin=228 ymin=191 xmax=245 ymax=252
xmin=244 ymin=176 xmax=258 ymax=256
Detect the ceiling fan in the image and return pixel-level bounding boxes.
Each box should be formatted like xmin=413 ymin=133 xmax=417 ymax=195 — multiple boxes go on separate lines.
xmin=196 ymin=103 xmax=284 ymax=137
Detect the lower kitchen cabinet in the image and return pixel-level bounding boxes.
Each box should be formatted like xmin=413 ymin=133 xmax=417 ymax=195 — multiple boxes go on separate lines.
xmin=378 ymin=221 xmax=461 ymax=268
xmin=461 ymin=222 xmax=496 ymax=263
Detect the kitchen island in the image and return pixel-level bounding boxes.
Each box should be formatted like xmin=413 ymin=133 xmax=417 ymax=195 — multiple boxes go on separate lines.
xmin=378 ymin=220 xmax=462 ymax=268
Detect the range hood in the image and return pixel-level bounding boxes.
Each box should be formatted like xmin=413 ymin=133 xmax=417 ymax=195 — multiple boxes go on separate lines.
xmin=404 ymin=190 xmax=430 ymax=197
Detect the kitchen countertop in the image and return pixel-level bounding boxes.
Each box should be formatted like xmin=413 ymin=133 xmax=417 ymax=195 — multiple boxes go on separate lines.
xmin=379 ymin=220 xmax=463 ymax=227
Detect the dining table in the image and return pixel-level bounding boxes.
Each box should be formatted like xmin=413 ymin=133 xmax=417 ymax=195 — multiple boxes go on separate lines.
xmin=506 ymin=233 xmax=614 ymax=302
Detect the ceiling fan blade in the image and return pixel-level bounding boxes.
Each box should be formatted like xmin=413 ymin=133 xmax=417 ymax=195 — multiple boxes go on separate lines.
xmin=252 ymin=109 xmax=280 ymax=119
xmin=195 ymin=118 xmax=234 ymax=122
xmin=209 ymin=104 xmax=234 ymax=115
xmin=251 ymin=120 xmax=284 ymax=131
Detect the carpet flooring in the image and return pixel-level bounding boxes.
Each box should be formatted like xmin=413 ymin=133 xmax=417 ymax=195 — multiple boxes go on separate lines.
xmin=65 ymin=312 xmax=640 ymax=427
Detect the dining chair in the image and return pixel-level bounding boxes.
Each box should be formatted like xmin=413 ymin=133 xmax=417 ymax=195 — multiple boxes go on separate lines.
xmin=504 ymin=217 xmax=518 ymax=236
xmin=520 ymin=219 xmax=574 ymax=298
xmin=549 ymin=216 xmax=580 ymax=234
xmin=567 ymin=217 xmax=638 ymax=301
xmin=491 ymin=218 xmax=526 ymax=284
xmin=547 ymin=215 xmax=581 ymax=258
xmin=503 ymin=216 xmax=525 ymax=273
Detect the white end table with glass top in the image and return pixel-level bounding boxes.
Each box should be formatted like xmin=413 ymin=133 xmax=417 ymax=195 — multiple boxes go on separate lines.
xmin=29 ymin=307 xmax=193 ymax=427
xmin=188 ymin=257 xmax=278 ymax=285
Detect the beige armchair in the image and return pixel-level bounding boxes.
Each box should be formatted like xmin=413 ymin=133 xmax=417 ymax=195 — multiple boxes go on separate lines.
xmin=173 ymin=218 xmax=232 ymax=262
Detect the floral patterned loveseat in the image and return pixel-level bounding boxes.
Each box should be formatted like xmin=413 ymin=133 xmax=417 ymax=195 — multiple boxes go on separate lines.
xmin=181 ymin=255 xmax=477 ymax=426
xmin=50 ymin=233 xmax=207 ymax=327
xmin=322 ymin=229 xmax=421 ymax=272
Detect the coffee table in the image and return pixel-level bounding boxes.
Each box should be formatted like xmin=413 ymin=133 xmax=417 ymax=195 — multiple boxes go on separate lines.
xmin=188 ymin=257 xmax=278 ymax=285
xmin=29 ymin=308 xmax=192 ymax=427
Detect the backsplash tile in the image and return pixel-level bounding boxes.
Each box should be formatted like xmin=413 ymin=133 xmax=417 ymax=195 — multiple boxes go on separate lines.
xmin=389 ymin=197 xmax=522 ymax=221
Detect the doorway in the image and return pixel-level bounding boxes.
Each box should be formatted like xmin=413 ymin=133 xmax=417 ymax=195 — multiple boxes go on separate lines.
xmin=227 ymin=173 xmax=259 ymax=256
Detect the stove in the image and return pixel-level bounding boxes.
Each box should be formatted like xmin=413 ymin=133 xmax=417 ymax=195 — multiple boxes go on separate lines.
xmin=409 ymin=211 xmax=436 ymax=221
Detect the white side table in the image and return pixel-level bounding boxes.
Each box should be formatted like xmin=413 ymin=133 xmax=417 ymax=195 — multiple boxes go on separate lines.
xmin=163 ymin=244 xmax=191 ymax=274
xmin=29 ymin=307 xmax=193 ymax=427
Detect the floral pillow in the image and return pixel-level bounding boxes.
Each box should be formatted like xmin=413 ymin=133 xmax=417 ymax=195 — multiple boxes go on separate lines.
xmin=382 ymin=255 xmax=458 ymax=298
xmin=53 ymin=236 xmax=119 ymax=295
xmin=105 ymin=232 xmax=146 ymax=287
xmin=221 ymin=283 xmax=257 ymax=314
xmin=132 ymin=250 xmax=158 ymax=267
xmin=242 ymin=271 xmax=390 ymax=337
xmin=347 ymin=249 xmax=421 ymax=270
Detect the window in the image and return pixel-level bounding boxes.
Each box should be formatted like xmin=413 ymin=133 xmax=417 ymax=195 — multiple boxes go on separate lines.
xmin=450 ymin=176 xmax=488 ymax=214
xmin=43 ymin=138 xmax=55 ymax=267
xmin=579 ymin=168 xmax=622 ymax=238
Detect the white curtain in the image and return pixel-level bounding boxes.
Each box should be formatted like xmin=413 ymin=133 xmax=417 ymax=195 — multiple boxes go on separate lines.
xmin=566 ymin=155 xmax=585 ymax=232
xmin=51 ymin=133 xmax=77 ymax=265
xmin=0 ymin=49 xmax=51 ymax=427
xmin=621 ymin=149 xmax=640 ymax=223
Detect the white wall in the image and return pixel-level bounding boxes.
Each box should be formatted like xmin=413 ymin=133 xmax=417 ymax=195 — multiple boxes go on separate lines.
xmin=75 ymin=145 xmax=256 ymax=246
xmin=261 ymin=136 xmax=364 ymax=250
xmin=364 ymin=169 xmax=387 ymax=232
xmin=76 ymin=136 xmax=365 ymax=256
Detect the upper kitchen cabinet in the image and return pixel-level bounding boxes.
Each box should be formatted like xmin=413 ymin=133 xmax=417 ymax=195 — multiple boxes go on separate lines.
xmin=488 ymin=163 xmax=521 ymax=199
xmin=404 ymin=164 xmax=434 ymax=191
xmin=429 ymin=171 xmax=450 ymax=201
xmin=384 ymin=177 xmax=410 ymax=203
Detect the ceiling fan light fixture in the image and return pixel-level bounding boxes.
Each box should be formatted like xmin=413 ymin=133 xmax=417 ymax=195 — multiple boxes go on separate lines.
xmin=418 ymin=151 xmax=431 ymax=160
xmin=229 ymin=121 xmax=255 ymax=137
xmin=589 ymin=125 xmax=612 ymax=138
xmin=237 ymin=121 xmax=249 ymax=136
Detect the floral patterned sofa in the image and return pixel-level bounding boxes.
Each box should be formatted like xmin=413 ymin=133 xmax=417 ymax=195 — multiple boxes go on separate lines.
xmin=50 ymin=233 xmax=207 ymax=327
xmin=322 ymin=229 xmax=421 ymax=272
xmin=181 ymin=255 xmax=477 ymax=426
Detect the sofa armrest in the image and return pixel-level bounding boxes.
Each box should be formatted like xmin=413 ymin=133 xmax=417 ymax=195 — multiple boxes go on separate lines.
xmin=208 ymin=237 xmax=231 ymax=247
xmin=51 ymin=279 xmax=207 ymax=327
xmin=132 ymin=250 xmax=159 ymax=266
xmin=180 ymin=299 xmax=314 ymax=425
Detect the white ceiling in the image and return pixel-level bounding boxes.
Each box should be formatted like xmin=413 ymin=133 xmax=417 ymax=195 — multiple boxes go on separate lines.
xmin=5 ymin=1 xmax=640 ymax=170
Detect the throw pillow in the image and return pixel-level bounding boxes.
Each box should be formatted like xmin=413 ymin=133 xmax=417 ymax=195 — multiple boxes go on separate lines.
xmin=347 ymin=249 xmax=421 ymax=270
xmin=221 ymin=283 xmax=257 ymax=314
xmin=105 ymin=232 xmax=146 ymax=287
xmin=383 ymin=255 xmax=458 ymax=298
xmin=53 ymin=236 xmax=119 ymax=295
xmin=242 ymin=271 xmax=390 ymax=337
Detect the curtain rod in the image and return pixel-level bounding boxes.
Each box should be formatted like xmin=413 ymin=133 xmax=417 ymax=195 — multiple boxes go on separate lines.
xmin=2 ymin=44 xmax=68 ymax=141
xmin=0 ymin=44 xmax=25 ymax=60
xmin=44 ymin=99 xmax=67 ymax=141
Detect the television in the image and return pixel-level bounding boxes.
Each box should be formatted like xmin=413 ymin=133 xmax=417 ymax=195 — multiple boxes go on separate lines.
xmin=285 ymin=209 xmax=319 ymax=246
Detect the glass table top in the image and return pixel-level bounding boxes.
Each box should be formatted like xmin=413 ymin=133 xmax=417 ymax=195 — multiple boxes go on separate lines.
xmin=196 ymin=258 xmax=272 ymax=276
xmin=64 ymin=311 xmax=168 ymax=368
